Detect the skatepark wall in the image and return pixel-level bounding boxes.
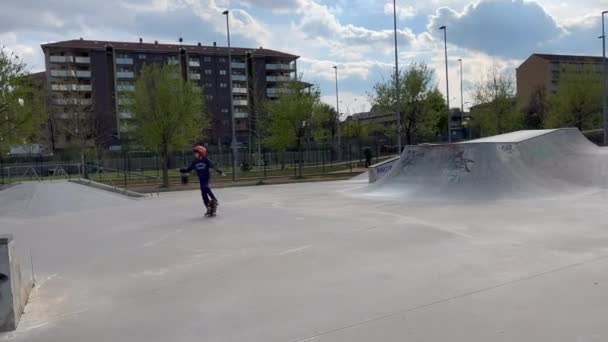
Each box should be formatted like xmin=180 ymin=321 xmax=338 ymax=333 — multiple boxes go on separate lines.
xmin=0 ymin=235 xmax=33 ymax=331
xmin=365 ymin=128 xmax=608 ymax=200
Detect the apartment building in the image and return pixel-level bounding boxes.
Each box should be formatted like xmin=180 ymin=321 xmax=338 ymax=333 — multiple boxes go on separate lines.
xmin=516 ymin=53 xmax=605 ymax=108
xmin=41 ymin=38 xmax=300 ymax=150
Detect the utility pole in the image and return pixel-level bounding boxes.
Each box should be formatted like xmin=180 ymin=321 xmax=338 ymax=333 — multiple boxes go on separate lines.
xmin=334 ymin=65 xmax=341 ymax=161
xmin=223 ymin=10 xmax=237 ymax=180
xmin=440 ymin=26 xmax=451 ymax=143
xmin=602 ymin=11 xmax=608 ymax=146
xmin=393 ymin=0 xmax=402 ymax=152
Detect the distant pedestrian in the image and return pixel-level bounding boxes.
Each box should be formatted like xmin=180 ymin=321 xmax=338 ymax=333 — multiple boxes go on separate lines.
xmin=364 ymin=147 xmax=373 ymax=168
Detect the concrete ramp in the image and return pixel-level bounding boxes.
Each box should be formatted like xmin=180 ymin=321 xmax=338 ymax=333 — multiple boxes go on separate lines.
xmin=366 ymin=128 xmax=608 ymax=200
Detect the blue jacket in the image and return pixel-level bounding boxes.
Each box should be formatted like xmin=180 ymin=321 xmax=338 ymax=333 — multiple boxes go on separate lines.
xmin=181 ymin=158 xmax=221 ymax=184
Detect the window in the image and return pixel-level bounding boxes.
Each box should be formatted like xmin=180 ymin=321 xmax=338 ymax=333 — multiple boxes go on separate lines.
xmin=219 ymin=70 xmax=227 ymax=75
xmin=204 ymin=69 xmax=213 ymax=75
xmin=138 ymin=54 xmax=146 ymax=59
xmin=206 ymin=95 xmax=213 ymax=100
xmin=221 ymin=108 xmax=229 ymax=113
xmin=204 ymin=82 xmax=213 ymax=88
xmin=219 ymin=57 xmax=227 ymax=63
xmin=203 ymin=56 xmax=212 ymax=62
xmin=220 ymin=82 xmax=227 ymax=88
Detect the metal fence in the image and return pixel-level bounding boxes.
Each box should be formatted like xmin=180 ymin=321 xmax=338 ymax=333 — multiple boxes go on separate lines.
xmin=1 ymin=144 xmax=397 ymax=190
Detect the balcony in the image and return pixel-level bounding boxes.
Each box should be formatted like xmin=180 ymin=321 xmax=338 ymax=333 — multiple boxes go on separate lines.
xmin=76 ymin=70 xmax=91 ymax=78
xmin=231 ymin=75 xmax=247 ymax=81
xmin=50 ymin=56 xmax=73 ymax=63
xmin=51 ymin=84 xmax=92 ymax=92
xmin=266 ymin=63 xmax=295 ymax=71
xmin=232 ymin=87 xmax=247 ymax=94
xmin=53 ymin=98 xmax=93 ymax=106
xmin=266 ymin=75 xmax=292 ymax=82
xmin=118 ymin=98 xmax=132 ymax=105
xmin=189 ymin=73 xmax=201 ymax=80
xmin=116 ymin=58 xmax=134 ymax=65
xmin=233 ymin=99 xmax=248 ymax=106
xmin=116 ymin=71 xmax=134 ymax=78
xmin=117 ymin=84 xmax=135 ymax=92
xmin=50 ymin=70 xmax=91 ymax=78
xmin=75 ymin=57 xmax=90 ymax=64
xmin=118 ymin=112 xmax=133 ymax=119
xmin=167 ymin=59 xmax=180 ymax=65
xmin=189 ymin=60 xmax=200 ymax=67
xmin=231 ymin=62 xmax=246 ymax=69
xmin=234 ymin=112 xmax=248 ymax=119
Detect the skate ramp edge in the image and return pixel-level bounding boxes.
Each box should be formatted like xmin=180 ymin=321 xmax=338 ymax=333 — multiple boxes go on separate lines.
xmin=368 ymin=156 xmax=400 ymax=183
xmin=70 ymin=179 xmax=147 ymax=198
xmin=365 ymin=128 xmax=608 ymax=200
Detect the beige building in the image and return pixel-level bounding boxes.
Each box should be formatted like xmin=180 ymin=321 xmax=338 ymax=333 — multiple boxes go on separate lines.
xmin=516 ymin=53 xmax=604 ymax=108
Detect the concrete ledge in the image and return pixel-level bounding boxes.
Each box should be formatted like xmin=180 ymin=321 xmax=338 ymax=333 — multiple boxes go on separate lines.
xmin=69 ymin=178 xmax=147 ymax=198
xmin=0 ymin=234 xmax=33 ymax=332
xmin=0 ymin=183 xmax=19 ymax=192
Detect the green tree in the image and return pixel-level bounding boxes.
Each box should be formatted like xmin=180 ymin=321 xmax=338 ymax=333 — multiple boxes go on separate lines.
xmin=523 ymin=85 xmax=548 ymax=129
xmin=370 ymin=62 xmax=446 ymax=145
xmin=0 ymin=48 xmax=46 ymax=155
xmin=472 ymin=66 xmax=522 ymax=137
xmin=129 ymin=64 xmax=208 ymax=187
xmin=543 ymin=64 xmax=602 ymax=131
xmin=265 ymin=82 xmax=322 ymax=178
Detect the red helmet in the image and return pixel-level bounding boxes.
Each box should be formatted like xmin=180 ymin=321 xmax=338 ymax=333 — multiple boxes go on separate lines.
xmin=193 ymin=145 xmax=207 ymax=157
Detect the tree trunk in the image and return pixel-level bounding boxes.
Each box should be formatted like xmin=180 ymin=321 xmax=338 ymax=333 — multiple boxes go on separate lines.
xmin=81 ymin=150 xmax=88 ymax=179
xmin=297 ymin=138 xmax=303 ymax=178
xmin=161 ymin=146 xmax=170 ymax=188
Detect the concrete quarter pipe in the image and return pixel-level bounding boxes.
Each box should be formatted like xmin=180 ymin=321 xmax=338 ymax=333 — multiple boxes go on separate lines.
xmin=366 ymin=128 xmax=608 ymax=200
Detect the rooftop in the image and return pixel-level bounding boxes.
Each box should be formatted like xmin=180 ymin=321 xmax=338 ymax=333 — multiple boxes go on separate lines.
xmin=531 ymin=53 xmax=604 ymax=64
xmin=41 ymin=39 xmax=299 ymax=59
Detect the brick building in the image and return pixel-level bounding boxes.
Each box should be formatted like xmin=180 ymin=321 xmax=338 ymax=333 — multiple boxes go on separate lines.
xmin=41 ymin=38 xmax=300 ymax=151
xmin=516 ymin=53 xmax=605 ymax=108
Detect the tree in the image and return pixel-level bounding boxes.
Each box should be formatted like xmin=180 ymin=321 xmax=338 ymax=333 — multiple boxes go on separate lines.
xmin=265 ymin=82 xmax=322 ymax=178
xmin=543 ymin=64 xmax=602 ymax=131
xmin=51 ymin=73 xmax=99 ymax=172
xmin=370 ymin=62 xmax=446 ymax=145
xmin=0 ymin=48 xmax=46 ymax=155
xmin=472 ymin=66 xmax=522 ymax=137
xmin=129 ymin=64 xmax=208 ymax=187
xmin=343 ymin=120 xmax=382 ymax=155
xmin=523 ymin=86 xmax=548 ymax=129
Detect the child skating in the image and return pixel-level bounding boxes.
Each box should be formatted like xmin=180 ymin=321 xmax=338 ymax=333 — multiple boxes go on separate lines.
xmin=180 ymin=146 xmax=225 ymax=217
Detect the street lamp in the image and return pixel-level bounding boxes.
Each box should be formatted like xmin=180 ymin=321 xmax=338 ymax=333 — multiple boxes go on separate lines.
xmin=393 ymin=0 xmax=402 ymax=152
xmin=333 ymin=65 xmax=341 ymax=160
xmin=439 ymin=25 xmax=451 ymax=143
xmin=458 ymin=58 xmax=464 ymax=117
xmin=602 ymin=11 xmax=608 ymax=146
xmin=223 ymin=9 xmax=237 ymax=181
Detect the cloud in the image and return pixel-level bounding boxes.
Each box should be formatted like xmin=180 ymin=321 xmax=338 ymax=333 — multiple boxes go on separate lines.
xmin=383 ymin=1 xmax=417 ymax=20
xmin=428 ymin=0 xmax=563 ymax=59
xmin=293 ymin=0 xmax=417 ymax=59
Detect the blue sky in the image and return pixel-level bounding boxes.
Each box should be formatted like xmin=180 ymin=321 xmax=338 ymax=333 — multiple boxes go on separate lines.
xmin=1 ymin=0 xmax=604 ymax=114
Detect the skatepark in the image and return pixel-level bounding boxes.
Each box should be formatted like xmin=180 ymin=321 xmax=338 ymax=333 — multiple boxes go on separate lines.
xmin=1 ymin=129 xmax=608 ymax=341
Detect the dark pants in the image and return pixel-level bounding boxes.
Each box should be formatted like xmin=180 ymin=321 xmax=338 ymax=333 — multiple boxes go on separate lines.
xmin=200 ymin=183 xmax=217 ymax=208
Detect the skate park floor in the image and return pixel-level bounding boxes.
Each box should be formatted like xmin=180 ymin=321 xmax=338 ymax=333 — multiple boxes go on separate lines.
xmin=1 ymin=180 xmax=608 ymax=341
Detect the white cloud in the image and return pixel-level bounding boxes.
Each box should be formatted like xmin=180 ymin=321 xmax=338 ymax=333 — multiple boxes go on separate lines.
xmin=383 ymin=1 xmax=417 ymax=20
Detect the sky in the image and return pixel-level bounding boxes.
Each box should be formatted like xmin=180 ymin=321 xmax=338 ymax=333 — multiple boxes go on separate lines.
xmin=1 ymin=0 xmax=606 ymax=115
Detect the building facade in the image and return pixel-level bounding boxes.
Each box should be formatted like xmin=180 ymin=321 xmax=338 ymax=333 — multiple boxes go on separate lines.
xmin=41 ymin=38 xmax=299 ymax=150
xmin=516 ymin=53 xmax=604 ymax=109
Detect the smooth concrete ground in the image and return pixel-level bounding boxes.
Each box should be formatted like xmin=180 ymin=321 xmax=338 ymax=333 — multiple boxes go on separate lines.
xmin=0 ymin=180 xmax=607 ymax=341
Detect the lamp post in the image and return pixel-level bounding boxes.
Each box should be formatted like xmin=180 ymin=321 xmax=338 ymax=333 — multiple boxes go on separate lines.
xmin=439 ymin=25 xmax=451 ymax=143
xmin=458 ymin=58 xmax=464 ymax=117
xmin=223 ymin=10 xmax=237 ymax=181
xmin=602 ymin=11 xmax=608 ymax=146
xmin=333 ymin=65 xmax=341 ymax=161
xmin=393 ymin=0 xmax=402 ymax=152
